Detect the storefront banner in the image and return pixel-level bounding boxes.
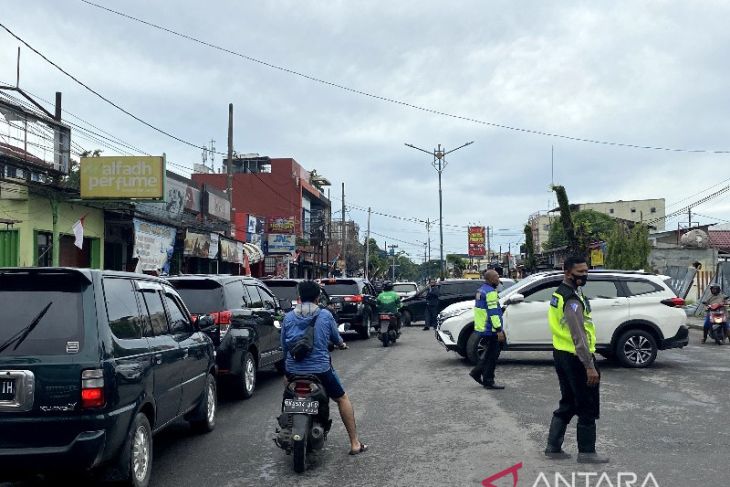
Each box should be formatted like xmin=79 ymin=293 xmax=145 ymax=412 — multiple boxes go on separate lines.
xmin=248 ymin=215 xmax=257 ymax=234
xmin=81 ymin=156 xmax=165 ymax=200
xmin=184 ymin=231 xmax=220 ymax=259
xmin=220 ymin=237 xmax=244 ymax=264
xmin=249 ymin=233 xmax=262 ymax=246
xmin=132 ymin=218 xmax=177 ymax=272
xmin=256 ymin=217 xmax=265 ymax=234
xmin=267 ymin=233 xmax=296 ymax=254
xmin=468 ymin=226 xmax=486 ymax=257
xmin=268 ymin=216 xmax=296 ymax=234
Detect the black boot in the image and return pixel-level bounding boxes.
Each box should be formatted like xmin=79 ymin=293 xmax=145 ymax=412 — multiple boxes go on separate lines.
xmin=576 ymin=423 xmax=610 ymax=464
xmin=544 ymin=416 xmax=571 ymax=459
xmin=468 ymin=369 xmax=483 ymax=385
xmin=703 ymin=329 xmax=708 ymax=344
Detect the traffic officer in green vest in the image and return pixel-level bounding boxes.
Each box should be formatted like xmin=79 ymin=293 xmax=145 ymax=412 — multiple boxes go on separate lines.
xmin=468 ymin=269 xmax=506 ymax=389
xmin=544 ymin=255 xmax=609 ymax=464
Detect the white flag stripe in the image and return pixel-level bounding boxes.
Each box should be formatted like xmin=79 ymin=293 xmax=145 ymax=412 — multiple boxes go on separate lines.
xmin=72 ymin=219 xmax=84 ymax=250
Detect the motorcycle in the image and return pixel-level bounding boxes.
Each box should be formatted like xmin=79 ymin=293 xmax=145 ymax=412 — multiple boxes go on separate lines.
xmin=707 ymin=303 xmax=728 ymax=345
xmin=377 ymin=312 xmax=400 ymax=347
xmin=274 ymin=345 xmax=344 ymax=473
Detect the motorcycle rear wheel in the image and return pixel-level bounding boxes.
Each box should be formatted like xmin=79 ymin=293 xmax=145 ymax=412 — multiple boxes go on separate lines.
xmin=293 ymin=438 xmax=307 ymax=473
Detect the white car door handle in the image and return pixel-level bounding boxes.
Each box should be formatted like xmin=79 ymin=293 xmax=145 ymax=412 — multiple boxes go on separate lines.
xmin=611 ymin=301 xmax=623 ymax=306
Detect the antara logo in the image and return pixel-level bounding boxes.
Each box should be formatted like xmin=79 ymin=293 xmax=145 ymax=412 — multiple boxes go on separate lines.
xmin=480 ymin=464 xmax=661 ymax=487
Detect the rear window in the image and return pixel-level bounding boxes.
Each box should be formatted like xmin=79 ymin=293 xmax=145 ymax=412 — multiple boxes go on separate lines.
xmin=625 ymin=279 xmax=663 ymax=296
xmin=0 ymin=273 xmax=85 ymax=356
xmin=265 ymin=283 xmax=299 ymax=306
xmin=322 ymin=281 xmax=360 ymax=296
xmin=393 ymin=284 xmax=417 ymax=293
xmin=169 ymin=280 xmax=225 ymax=314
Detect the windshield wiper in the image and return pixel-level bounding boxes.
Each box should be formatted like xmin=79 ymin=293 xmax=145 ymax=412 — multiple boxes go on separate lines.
xmin=0 ymin=301 xmax=53 ymax=354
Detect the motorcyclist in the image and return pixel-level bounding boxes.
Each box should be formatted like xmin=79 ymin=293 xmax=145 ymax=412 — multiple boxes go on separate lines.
xmin=702 ymin=284 xmax=729 ymax=343
xmin=377 ymin=281 xmax=402 ymax=332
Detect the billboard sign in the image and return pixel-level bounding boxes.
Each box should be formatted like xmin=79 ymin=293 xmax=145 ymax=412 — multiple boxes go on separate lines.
xmin=220 ymin=237 xmax=244 ymax=264
xmin=80 ymin=156 xmax=165 ymax=199
xmin=468 ymin=226 xmax=486 ymax=257
xmin=204 ymin=186 xmax=231 ymax=221
xmin=268 ymin=216 xmax=296 ymax=234
xmin=267 ymin=233 xmax=297 ymax=254
xmin=132 ymin=218 xmax=177 ymax=272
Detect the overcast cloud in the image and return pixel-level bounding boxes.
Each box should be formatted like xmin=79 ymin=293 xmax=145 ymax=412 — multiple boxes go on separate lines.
xmin=2 ymin=0 xmax=730 ymax=259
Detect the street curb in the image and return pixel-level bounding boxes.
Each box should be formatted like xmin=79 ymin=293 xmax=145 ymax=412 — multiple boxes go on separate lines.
xmin=687 ymin=323 xmax=703 ymax=330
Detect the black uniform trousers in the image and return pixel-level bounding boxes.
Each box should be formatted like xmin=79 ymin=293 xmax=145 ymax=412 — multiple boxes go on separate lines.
xmin=552 ymin=349 xmax=600 ymax=426
xmin=471 ymin=334 xmax=502 ymax=385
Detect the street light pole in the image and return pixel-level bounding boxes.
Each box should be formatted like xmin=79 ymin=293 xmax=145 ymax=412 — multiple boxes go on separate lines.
xmin=405 ymin=141 xmax=474 ymax=280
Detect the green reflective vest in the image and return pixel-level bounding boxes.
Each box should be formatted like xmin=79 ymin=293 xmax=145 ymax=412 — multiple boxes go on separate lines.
xmin=474 ymin=284 xmax=501 ymax=334
xmin=376 ymin=291 xmax=401 ymax=314
xmin=548 ymin=284 xmax=596 ymax=354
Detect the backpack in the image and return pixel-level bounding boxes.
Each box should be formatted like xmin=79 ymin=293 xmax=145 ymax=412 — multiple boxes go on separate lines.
xmin=288 ymin=314 xmax=319 ymax=361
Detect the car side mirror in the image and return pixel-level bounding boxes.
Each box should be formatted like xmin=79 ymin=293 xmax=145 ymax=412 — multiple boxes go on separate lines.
xmin=508 ymin=294 xmax=525 ymax=305
xmin=195 ymin=315 xmax=216 ymax=332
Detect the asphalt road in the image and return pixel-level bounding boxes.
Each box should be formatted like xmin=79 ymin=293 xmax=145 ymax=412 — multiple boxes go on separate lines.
xmin=3 ymin=324 xmax=728 ymax=487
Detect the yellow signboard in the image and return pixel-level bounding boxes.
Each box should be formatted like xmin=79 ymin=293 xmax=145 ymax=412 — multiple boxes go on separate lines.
xmin=80 ymin=156 xmax=165 ymax=199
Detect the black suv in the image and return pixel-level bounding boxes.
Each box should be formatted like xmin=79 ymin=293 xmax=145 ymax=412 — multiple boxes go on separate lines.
xmin=167 ymin=275 xmax=285 ymax=399
xmin=0 ymin=268 xmax=216 ymax=487
xmin=400 ymin=279 xmax=484 ymax=326
xmin=318 ymin=278 xmax=378 ymax=339
xmin=261 ymin=278 xmax=331 ymax=312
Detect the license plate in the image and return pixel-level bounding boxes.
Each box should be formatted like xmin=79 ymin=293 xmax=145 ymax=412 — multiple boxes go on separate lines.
xmin=334 ymin=303 xmax=342 ymax=309
xmin=0 ymin=379 xmax=15 ymax=401
xmin=284 ymin=399 xmax=319 ymax=414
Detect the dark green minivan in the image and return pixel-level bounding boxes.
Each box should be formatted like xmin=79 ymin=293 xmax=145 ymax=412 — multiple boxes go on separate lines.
xmin=0 ymin=268 xmax=217 ymax=486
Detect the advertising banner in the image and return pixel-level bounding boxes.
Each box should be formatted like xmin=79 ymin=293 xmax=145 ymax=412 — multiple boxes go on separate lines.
xmin=247 ymin=215 xmax=257 ymax=234
xmin=267 ymin=233 xmax=297 ymax=254
xmin=468 ymin=226 xmax=486 ymax=257
xmin=132 ymin=218 xmax=177 ymax=272
xmin=220 ymin=237 xmax=244 ymax=264
xmin=268 ymin=216 xmax=296 ymax=234
xmin=81 ymin=156 xmax=165 ymax=199
xmin=184 ymin=231 xmax=219 ymax=259
xmin=204 ymin=187 xmax=231 ymax=221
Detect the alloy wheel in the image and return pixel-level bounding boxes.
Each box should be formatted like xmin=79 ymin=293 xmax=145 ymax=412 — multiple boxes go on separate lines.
xmin=132 ymin=425 xmax=150 ymax=482
xmin=206 ymin=381 xmax=216 ymax=424
xmin=623 ymin=335 xmax=653 ymax=365
xmin=245 ymin=357 xmax=256 ymax=393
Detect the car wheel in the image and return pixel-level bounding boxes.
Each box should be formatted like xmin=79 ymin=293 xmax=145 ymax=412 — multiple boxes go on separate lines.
xmin=401 ymin=310 xmax=412 ymax=327
xmin=616 ymin=329 xmax=657 ymax=368
xmin=358 ymin=313 xmax=372 ymax=340
xmin=115 ymin=413 xmax=153 ymax=487
xmin=466 ymin=332 xmax=486 ymax=365
xmin=234 ymin=352 xmax=257 ymax=399
xmin=189 ymin=373 xmax=217 ymax=433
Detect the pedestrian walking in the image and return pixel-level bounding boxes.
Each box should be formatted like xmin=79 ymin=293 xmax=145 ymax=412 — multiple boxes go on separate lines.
xmin=544 ymin=255 xmax=609 ymax=463
xmin=423 ymin=279 xmax=439 ymax=331
xmin=469 ymin=270 xmax=506 ymax=389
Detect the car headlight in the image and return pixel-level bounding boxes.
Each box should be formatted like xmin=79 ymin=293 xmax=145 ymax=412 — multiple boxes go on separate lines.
xmin=439 ymin=307 xmax=472 ymax=321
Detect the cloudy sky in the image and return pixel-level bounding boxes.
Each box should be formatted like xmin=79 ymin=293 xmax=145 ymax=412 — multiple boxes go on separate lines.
xmin=3 ymin=0 xmax=730 ymax=260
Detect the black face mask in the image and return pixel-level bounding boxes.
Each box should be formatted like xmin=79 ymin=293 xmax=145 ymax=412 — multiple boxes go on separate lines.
xmin=570 ymin=273 xmax=588 ymax=288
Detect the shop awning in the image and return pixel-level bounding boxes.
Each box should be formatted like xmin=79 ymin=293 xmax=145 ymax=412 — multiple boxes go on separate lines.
xmin=243 ymin=243 xmax=264 ymax=264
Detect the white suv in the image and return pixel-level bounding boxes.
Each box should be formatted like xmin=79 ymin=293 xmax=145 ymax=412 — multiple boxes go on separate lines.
xmin=435 ymin=271 xmax=689 ymax=368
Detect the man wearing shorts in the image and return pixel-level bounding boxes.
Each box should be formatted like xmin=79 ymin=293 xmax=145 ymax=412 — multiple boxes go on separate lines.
xmin=281 ymin=280 xmax=368 ymax=455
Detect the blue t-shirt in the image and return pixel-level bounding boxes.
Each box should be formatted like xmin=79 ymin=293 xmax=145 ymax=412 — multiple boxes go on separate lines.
xmin=281 ymin=303 xmax=343 ymax=374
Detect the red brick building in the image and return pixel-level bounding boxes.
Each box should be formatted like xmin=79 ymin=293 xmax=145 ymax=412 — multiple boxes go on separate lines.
xmin=192 ymin=156 xmax=331 ymax=277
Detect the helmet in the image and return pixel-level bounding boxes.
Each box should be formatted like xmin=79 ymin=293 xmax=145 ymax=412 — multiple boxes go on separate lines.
xmin=710 ymin=284 xmax=721 ymax=291
xmin=383 ymin=281 xmax=394 ymax=291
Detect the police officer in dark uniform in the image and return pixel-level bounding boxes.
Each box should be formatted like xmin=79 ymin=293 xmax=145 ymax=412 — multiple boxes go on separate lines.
xmin=544 ymin=255 xmax=609 ymax=464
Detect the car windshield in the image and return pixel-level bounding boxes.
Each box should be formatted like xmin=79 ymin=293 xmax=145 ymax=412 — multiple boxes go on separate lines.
xmin=0 ymin=272 xmax=85 ymax=356
xmin=169 ymin=280 xmax=225 ymax=314
xmin=322 ymin=281 xmax=360 ymax=295
xmin=393 ymin=284 xmax=417 ymax=293
xmin=265 ymin=283 xmax=299 ymax=306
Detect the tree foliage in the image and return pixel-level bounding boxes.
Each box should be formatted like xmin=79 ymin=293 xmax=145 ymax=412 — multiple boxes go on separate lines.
xmin=552 ymin=185 xmax=578 ymax=253
xmin=545 ymin=210 xmax=616 ymax=254
xmin=524 ymin=224 xmax=537 ymax=272
xmin=446 ymin=254 xmax=467 ymax=277
xmin=605 ymin=223 xmax=651 ymax=270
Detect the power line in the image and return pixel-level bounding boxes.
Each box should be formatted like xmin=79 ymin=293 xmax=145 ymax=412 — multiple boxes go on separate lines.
xmin=75 ymin=0 xmax=730 ymax=155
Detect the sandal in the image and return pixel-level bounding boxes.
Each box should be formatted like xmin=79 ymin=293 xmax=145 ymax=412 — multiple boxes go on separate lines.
xmin=349 ymin=443 xmax=369 ymax=456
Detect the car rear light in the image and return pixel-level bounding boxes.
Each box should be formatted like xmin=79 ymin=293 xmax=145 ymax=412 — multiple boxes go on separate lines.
xmin=81 ymin=369 xmax=105 ymax=409
xmin=661 ymin=297 xmax=685 ymax=308
xmin=379 ymin=314 xmax=391 ymax=320
xmin=344 ymin=295 xmax=363 ymax=303
xmin=212 ymin=310 xmax=233 ymax=335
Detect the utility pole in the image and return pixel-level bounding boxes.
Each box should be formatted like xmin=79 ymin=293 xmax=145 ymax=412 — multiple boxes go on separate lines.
xmin=405 ymin=141 xmax=473 ymax=280
xmin=364 ymin=207 xmax=371 ymax=279
xmin=51 ymin=91 xmax=62 ymax=266
xmin=688 ymin=208 xmax=692 ymax=227
xmin=425 ymin=218 xmax=432 ymax=264
xmin=388 ymin=244 xmax=399 ymax=280
xmin=341 ymin=182 xmax=346 ymax=276
xmin=486 ymin=225 xmax=491 ymax=264
xmin=226 ymin=103 xmax=234 ymax=235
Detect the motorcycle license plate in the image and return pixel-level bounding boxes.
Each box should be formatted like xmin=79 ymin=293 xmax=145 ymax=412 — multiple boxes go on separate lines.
xmin=284 ymin=399 xmax=319 ymax=414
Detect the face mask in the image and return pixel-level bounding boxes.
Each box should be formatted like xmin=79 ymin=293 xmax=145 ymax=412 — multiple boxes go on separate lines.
xmin=571 ymin=273 xmax=588 ymax=288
